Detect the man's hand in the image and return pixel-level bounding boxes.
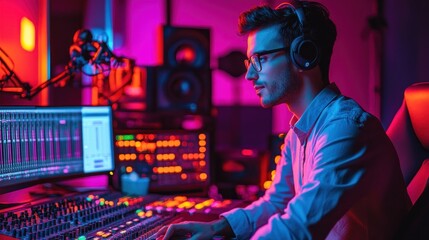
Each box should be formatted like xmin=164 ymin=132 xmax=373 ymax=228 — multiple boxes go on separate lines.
xmin=155 ymin=218 xmax=234 ymax=240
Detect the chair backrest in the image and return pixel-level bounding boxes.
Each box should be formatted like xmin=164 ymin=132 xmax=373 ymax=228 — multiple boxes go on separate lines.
xmin=387 ymin=82 xmax=429 ymax=239
xmin=387 ymin=82 xmax=429 ymax=185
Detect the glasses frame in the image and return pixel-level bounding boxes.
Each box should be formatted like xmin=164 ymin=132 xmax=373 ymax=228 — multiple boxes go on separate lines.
xmin=244 ymin=47 xmax=289 ymax=72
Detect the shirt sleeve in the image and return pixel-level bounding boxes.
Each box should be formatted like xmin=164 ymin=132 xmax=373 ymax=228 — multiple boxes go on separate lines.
xmin=251 ymin=114 xmax=377 ymax=239
xmin=221 ymin=130 xmax=296 ymax=240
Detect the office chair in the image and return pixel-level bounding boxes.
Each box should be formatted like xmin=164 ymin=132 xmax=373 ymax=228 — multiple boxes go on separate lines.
xmin=386 ymin=82 xmax=429 ymax=239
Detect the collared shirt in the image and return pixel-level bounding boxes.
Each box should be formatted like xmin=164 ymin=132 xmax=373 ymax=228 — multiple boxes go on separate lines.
xmin=221 ymin=83 xmax=411 ymax=240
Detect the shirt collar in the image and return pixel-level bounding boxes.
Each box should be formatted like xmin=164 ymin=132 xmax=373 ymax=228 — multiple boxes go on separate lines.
xmin=290 ymin=83 xmax=341 ymax=144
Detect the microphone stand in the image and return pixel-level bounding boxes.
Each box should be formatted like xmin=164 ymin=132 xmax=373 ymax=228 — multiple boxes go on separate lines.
xmin=1 ymin=39 xmax=134 ymax=104
xmin=23 ymin=66 xmax=75 ymax=100
xmin=0 ymin=53 xmax=31 ymax=97
xmin=1 ymin=48 xmax=75 ymax=100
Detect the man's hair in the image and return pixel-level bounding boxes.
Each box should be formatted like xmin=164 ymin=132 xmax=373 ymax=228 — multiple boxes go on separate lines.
xmin=238 ymin=0 xmax=337 ymax=83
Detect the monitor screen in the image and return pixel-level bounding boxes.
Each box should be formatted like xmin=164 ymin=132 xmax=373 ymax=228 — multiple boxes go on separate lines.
xmin=0 ymin=106 xmax=114 ymax=194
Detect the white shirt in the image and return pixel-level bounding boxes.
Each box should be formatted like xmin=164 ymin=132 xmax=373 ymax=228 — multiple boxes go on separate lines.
xmin=221 ymin=83 xmax=411 ymax=240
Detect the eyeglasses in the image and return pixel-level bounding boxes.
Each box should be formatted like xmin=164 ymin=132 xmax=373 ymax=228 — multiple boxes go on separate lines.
xmin=244 ymin=47 xmax=289 ymax=72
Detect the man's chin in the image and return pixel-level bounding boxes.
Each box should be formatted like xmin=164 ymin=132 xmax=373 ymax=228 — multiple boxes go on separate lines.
xmin=260 ymin=100 xmax=274 ymax=108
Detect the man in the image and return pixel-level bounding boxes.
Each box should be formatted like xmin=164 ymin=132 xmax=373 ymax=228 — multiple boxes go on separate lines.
xmin=157 ymin=1 xmax=411 ymax=239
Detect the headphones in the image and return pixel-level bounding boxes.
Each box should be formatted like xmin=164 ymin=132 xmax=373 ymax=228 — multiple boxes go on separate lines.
xmin=275 ymin=1 xmax=319 ymax=70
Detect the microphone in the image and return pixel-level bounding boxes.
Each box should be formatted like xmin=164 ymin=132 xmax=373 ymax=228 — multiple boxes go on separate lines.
xmin=69 ymin=29 xmax=117 ymax=68
xmin=73 ymin=29 xmax=93 ymax=45
xmin=69 ymin=29 xmax=98 ymax=68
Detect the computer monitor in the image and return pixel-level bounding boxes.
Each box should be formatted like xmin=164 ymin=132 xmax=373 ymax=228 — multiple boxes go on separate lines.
xmin=0 ymin=106 xmax=114 ymax=194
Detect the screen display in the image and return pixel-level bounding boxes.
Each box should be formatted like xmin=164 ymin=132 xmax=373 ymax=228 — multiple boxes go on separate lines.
xmin=0 ymin=106 xmax=114 ymax=193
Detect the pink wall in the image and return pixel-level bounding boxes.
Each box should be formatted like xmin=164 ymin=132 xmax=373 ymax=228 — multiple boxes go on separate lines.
xmin=322 ymin=0 xmax=375 ymax=115
xmin=121 ymin=0 xmax=375 ymax=133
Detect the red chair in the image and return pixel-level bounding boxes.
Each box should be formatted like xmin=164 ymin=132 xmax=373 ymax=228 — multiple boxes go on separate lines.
xmin=386 ymin=82 xmax=429 ymax=239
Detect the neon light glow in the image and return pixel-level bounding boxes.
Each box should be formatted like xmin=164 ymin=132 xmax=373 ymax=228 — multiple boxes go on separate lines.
xmin=20 ymin=17 xmax=35 ymax=51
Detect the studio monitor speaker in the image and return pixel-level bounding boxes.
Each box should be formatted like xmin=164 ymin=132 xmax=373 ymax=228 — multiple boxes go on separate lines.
xmin=161 ymin=26 xmax=210 ymax=69
xmin=146 ymin=66 xmax=212 ymax=115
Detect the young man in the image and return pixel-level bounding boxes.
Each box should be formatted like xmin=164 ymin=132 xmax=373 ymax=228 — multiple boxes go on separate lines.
xmin=157 ymin=1 xmax=411 ymax=239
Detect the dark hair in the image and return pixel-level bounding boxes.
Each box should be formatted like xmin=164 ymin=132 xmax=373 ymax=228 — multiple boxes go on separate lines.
xmin=238 ymin=1 xmax=337 ymax=83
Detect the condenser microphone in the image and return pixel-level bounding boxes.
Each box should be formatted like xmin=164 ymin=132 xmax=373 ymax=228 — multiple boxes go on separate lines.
xmin=73 ymin=29 xmax=93 ymax=45
xmin=69 ymin=29 xmax=98 ymax=68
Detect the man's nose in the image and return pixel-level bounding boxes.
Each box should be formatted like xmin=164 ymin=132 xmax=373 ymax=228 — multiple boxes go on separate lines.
xmin=245 ymin=66 xmax=258 ymax=81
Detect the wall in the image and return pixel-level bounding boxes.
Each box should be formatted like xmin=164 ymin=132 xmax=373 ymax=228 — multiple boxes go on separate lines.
xmin=382 ymin=0 xmax=429 ymax=128
xmin=0 ymin=0 xmax=48 ymax=105
xmin=121 ymin=0 xmax=375 ymax=134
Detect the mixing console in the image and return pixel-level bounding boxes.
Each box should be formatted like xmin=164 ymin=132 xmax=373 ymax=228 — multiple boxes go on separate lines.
xmin=0 ymin=192 xmax=246 ymax=240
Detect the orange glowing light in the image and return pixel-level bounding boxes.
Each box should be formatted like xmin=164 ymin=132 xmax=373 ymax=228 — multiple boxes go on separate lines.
xmin=199 ymin=173 xmax=208 ymax=181
xmin=202 ymin=199 xmax=214 ymax=206
xmin=126 ymin=166 xmax=133 ymax=173
xmin=174 ymin=196 xmax=187 ymax=201
xmin=145 ymin=211 xmax=153 ymax=217
xmin=271 ymin=170 xmax=276 ymax=180
xmin=174 ymin=166 xmax=182 ymax=173
xmin=195 ymin=203 xmax=204 ymax=209
xmin=20 ymin=17 xmax=35 ymax=51
xmin=263 ymin=180 xmax=272 ymax=190
xmin=198 ymin=134 xmax=206 ymax=140
xmin=145 ymin=154 xmax=153 ymax=164
xmin=148 ymin=143 xmax=156 ymax=151
xmin=274 ymin=155 xmax=281 ymax=164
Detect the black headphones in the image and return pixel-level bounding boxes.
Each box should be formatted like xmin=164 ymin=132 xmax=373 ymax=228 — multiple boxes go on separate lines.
xmin=276 ymin=1 xmax=319 ymax=70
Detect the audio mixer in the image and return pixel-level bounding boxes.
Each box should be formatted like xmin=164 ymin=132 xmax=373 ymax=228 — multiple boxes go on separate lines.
xmin=0 ymin=106 xmax=246 ymax=239
xmin=0 ymin=191 xmax=246 ymax=240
